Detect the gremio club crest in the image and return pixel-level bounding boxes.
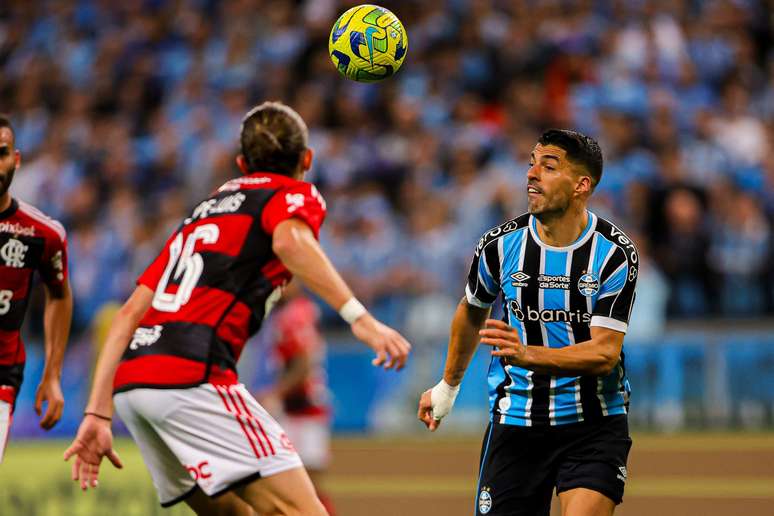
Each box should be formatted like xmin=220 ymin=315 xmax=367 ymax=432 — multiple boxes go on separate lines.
xmin=478 ymin=486 xmax=492 ymax=514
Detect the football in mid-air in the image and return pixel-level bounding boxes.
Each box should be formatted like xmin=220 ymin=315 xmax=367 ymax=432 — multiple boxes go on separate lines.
xmin=329 ymin=4 xmax=408 ymax=83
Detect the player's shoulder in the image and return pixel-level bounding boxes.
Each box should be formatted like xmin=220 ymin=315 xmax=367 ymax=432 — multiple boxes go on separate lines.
xmin=593 ymin=214 xmax=638 ymax=264
xmin=218 ymin=173 xmax=326 ymax=210
xmin=14 ymin=199 xmax=67 ymax=242
xmin=474 ymin=213 xmax=530 ymax=256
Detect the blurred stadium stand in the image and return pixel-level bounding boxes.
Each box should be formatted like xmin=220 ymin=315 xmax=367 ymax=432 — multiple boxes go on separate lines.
xmin=1 ymin=0 xmax=773 ymax=435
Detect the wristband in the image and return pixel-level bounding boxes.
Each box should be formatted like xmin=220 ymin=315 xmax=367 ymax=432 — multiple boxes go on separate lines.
xmin=339 ymin=297 xmax=367 ymax=324
xmin=430 ymin=379 xmax=460 ymax=421
xmin=84 ymin=411 xmax=112 ymax=422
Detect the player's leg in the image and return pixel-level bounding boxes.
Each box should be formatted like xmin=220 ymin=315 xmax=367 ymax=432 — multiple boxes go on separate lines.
xmin=475 ymin=422 xmax=555 ymax=516
xmin=554 ymin=415 xmax=632 ymax=516
xmin=233 ymin=466 xmax=327 ymax=516
xmin=558 ymin=488 xmax=615 ymax=516
xmin=0 ymin=399 xmax=12 ymax=463
xmin=186 ymin=487 xmax=256 ymax=516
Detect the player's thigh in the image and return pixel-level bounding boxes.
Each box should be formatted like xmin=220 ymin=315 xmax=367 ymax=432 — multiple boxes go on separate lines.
xmin=234 ymin=466 xmax=327 ymax=516
xmin=559 ymin=487 xmax=615 ymax=516
xmin=0 ymin=400 xmax=11 ymax=464
xmin=185 ymin=487 xmax=256 ymax=516
xmin=476 ymin=422 xmax=555 ymax=516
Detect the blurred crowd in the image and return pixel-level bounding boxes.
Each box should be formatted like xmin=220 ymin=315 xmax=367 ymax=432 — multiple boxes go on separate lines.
xmin=1 ymin=0 xmax=773 ymax=342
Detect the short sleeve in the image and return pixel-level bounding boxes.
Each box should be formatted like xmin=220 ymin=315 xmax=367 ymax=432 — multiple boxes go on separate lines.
xmin=261 ymin=183 xmax=327 ymax=238
xmin=38 ymin=228 xmax=68 ymax=297
xmin=136 ymin=232 xmax=175 ymax=290
xmin=590 ymin=246 xmax=639 ymax=333
xmin=464 ymin=238 xmax=501 ymax=308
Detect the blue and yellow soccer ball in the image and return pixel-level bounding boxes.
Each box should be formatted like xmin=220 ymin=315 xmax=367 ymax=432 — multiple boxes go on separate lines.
xmin=329 ymin=4 xmax=408 ymax=83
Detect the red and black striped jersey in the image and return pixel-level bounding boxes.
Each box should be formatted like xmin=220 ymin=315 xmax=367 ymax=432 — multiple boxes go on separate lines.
xmin=114 ymin=172 xmax=327 ymax=392
xmin=0 ymin=199 xmax=68 ymax=402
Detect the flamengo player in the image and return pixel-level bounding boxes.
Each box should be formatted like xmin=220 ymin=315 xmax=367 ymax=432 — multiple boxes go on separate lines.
xmin=262 ymin=280 xmax=336 ymax=514
xmin=419 ymin=130 xmax=638 ymax=516
xmin=0 ymin=115 xmax=72 ymax=461
xmin=64 ymin=102 xmax=411 ymax=515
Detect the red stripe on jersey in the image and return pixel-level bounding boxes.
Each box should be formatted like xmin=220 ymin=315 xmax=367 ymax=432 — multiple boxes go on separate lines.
xmin=113 ymin=355 xmax=237 ymax=389
xmin=261 ymin=259 xmax=291 ymax=288
xmin=0 ymin=386 xmax=16 ymax=405
xmin=234 ymin=388 xmax=276 ymax=456
xmin=141 ymin=287 xmax=241 ymax=328
xmin=224 ymin=386 xmax=268 ymax=457
xmin=0 ymin=330 xmax=22 ymax=366
xmin=215 ymin=385 xmax=263 ymax=459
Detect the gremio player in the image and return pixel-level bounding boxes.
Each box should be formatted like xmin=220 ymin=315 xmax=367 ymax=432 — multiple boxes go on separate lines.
xmin=64 ymin=102 xmax=411 ymax=516
xmin=0 ymin=115 xmax=72 ymax=462
xmin=419 ymin=130 xmax=638 ymax=516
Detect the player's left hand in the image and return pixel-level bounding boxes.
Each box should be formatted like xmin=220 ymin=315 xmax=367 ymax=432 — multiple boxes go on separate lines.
xmin=479 ymin=319 xmax=526 ymax=366
xmin=64 ymin=416 xmax=123 ymax=491
xmin=35 ymin=377 xmax=64 ymax=430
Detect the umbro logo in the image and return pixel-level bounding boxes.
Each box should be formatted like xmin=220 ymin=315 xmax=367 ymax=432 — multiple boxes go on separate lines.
xmin=617 ymin=466 xmax=628 ymax=483
xmin=510 ymin=272 xmax=530 ymax=287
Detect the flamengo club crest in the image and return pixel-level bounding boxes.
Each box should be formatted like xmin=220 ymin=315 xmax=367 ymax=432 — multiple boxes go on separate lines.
xmin=478 ymin=486 xmax=493 ymax=514
xmin=1 ymin=238 xmax=28 ymax=268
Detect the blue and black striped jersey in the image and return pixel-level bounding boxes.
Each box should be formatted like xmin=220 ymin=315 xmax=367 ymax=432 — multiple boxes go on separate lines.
xmin=466 ymin=211 xmax=638 ymax=427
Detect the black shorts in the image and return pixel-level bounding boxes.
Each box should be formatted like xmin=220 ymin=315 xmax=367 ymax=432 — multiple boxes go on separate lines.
xmin=475 ymin=415 xmax=632 ymax=516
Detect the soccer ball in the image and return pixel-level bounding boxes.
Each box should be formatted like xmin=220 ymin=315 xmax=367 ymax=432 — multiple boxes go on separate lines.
xmin=328 ymin=4 xmax=408 ymax=83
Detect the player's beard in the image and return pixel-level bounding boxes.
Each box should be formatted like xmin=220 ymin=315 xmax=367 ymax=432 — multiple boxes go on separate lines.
xmin=529 ymin=189 xmax=571 ymax=223
xmin=0 ymin=164 xmax=14 ymax=198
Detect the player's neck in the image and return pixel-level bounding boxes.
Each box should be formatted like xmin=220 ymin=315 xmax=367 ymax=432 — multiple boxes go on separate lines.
xmin=0 ymin=193 xmax=10 ymax=214
xmin=535 ymin=205 xmax=588 ymax=247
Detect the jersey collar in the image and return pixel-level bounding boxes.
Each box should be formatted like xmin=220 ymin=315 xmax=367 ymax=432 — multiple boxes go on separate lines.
xmin=0 ymin=198 xmax=18 ymax=220
xmin=246 ymin=171 xmax=300 ymax=187
xmin=528 ymin=210 xmax=597 ymax=251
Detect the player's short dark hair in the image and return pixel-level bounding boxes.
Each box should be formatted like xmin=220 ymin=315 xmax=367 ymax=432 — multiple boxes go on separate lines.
xmin=538 ymin=129 xmax=603 ymax=188
xmin=0 ymin=115 xmax=14 ymax=137
xmin=240 ymin=101 xmax=308 ymax=176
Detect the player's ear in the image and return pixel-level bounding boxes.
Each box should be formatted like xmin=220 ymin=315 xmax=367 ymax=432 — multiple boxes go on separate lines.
xmin=575 ymin=175 xmax=592 ymax=196
xmin=235 ymin=154 xmax=250 ymax=175
xmin=301 ymin=148 xmax=313 ymax=171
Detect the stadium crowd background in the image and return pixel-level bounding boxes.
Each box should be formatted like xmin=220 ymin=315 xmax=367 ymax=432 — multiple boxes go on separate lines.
xmin=1 ymin=0 xmax=773 ymax=433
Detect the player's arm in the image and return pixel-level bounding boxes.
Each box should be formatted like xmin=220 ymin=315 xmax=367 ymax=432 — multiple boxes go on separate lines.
xmin=480 ymin=321 xmax=623 ymax=376
xmin=418 ymin=297 xmax=490 ymax=431
xmin=35 ymin=279 xmax=72 ymax=430
xmin=272 ymin=218 xmax=411 ymax=370
xmin=418 ymin=237 xmax=498 ymax=431
xmin=63 ymin=285 xmax=153 ymax=490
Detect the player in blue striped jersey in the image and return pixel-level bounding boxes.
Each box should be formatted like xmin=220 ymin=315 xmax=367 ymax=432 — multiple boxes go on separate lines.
xmin=419 ymin=130 xmax=638 ymax=516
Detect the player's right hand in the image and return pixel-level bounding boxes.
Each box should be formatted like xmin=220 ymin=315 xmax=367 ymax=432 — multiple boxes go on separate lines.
xmin=63 ymin=415 xmax=123 ymax=491
xmin=351 ymin=313 xmax=411 ymax=371
xmin=418 ymin=389 xmax=440 ymax=431
xmin=418 ymin=379 xmax=460 ymax=432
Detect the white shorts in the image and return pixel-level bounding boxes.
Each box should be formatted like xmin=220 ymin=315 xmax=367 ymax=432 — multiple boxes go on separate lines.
xmin=114 ymin=383 xmax=303 ymax=507
xmin=281 ymin=415 xmax=331 ymax=471
xmin=0 ymin=400 xmax=11 ymax=464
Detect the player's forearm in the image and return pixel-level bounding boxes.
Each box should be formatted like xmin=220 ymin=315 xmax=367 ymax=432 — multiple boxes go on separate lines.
xmin=86 ymin=287 xmax=152 ymax=416
xmin=443 ymin=299 xmax=490 ymax=386
xmin=41 ymin=282 xmax=73 ymax=381
xmin=273 ymin=220 xmax=354 ymax=311
xmin=520 ymin=338 xmax=620 ymax=376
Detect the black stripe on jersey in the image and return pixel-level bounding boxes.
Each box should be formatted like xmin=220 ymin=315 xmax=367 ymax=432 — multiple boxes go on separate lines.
xmin=600 ymin=247 xmax=626 ymax=283
xmin=521 ymin=234 xmax=550 ymax=426
xmin=567 ymin=237 xmax=603 ymax=422
xmin=0 ymin=298 xmax=31 ymax=331
xmin=123 ymin=322 xmax=237 ymax=372
xmin=0 ymin=363 xmax=24 ymax=391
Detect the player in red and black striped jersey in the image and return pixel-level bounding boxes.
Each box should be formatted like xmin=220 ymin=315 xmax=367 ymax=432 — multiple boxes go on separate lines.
xmin=0 ymin=115 xmax=73 ymax=462
xmin=65 ymin=102 xmax=411 ymax=516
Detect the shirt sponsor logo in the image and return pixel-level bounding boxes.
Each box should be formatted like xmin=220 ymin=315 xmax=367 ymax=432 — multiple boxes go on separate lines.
xmin=510 ymin=271 xmax=530 ymax=287
xmin=478 ymin=487 xmax=493 ymax=514
xmin=577 ymin=273 xmax=600 ymax=296
xmin=0 ymin=222 xmax=35 ymax=236
xmin=1 ymin=238 xmax=28 ymax=268
xmin=129 ymin=325 xmax=163 ymax=350
xmin=538 ymin=274 xmax=570 ymax=290
xmin=509 ymin=301 xmax=591 ymax=324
